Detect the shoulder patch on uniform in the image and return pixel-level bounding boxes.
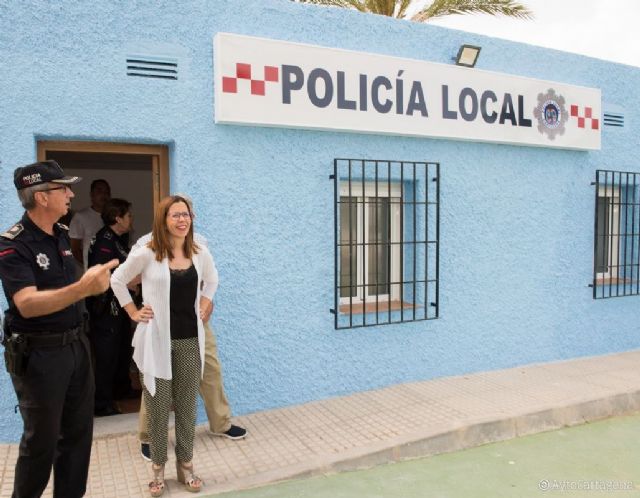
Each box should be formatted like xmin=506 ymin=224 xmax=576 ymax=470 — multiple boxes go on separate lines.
xmin=1 ymin=223 xmax=24 ymax=240
xmin=56 ymin=222 xmax=69 ymax=231
xmin=104 ymin=231 xmax=113 ymax=240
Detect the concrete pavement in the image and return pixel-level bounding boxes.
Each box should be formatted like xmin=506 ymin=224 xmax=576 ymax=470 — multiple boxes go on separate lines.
xmin=212 ymin=413 xmax=640 ymax=498
xmin=1 ymin=349 xmax=639 ymax=497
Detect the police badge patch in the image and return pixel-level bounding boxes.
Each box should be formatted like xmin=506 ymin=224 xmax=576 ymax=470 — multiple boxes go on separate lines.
xmin=36 ymin=253 xmax=50 ymax=270
xmin=533 ymin=89 xmax=568 ymax=140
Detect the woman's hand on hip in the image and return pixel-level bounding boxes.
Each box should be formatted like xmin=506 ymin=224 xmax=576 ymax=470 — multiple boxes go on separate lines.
xmin=199 ymin=296 xmax=213 ymax=322
xmin=130 ymin=304 xmax=154 ymax=323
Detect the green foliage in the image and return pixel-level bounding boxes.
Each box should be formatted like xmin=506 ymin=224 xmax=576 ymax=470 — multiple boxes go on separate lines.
xmin=291 ymin=0 xmax=533 ymax=22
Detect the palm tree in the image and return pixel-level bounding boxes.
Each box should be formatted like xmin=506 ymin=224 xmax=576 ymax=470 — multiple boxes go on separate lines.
xmin=290 ymin=0 xmax=532 ymax=22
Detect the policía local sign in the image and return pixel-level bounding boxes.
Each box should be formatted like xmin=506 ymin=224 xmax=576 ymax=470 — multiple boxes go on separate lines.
xmin=214 ymin=33 xmax=601 ymax=151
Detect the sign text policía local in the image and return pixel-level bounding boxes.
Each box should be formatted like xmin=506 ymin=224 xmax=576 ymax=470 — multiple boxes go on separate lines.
xmin=214 ymin=33 xmax=601 ymax=151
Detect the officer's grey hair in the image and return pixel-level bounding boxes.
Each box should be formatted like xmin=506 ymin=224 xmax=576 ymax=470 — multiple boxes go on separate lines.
xmin=17 ymin=183 xmax=53 ymax=210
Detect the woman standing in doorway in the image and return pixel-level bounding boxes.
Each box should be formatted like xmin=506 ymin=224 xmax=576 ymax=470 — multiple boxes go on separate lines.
xmin=111 ymin=195 xmax=217 ymax=496
xmin=87 ymin=198 xmax=136 ymax=417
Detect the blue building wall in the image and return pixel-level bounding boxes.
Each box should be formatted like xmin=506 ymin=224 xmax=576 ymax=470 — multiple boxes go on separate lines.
xmin=1 ymin=0 xmax=639 ymax=441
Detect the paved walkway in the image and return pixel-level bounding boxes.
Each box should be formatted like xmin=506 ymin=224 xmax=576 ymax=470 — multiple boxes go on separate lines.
xmin=212 ymin=413 xmax=640 ymax=498
xmin=1 ymin=350 xmax=639 ymax=497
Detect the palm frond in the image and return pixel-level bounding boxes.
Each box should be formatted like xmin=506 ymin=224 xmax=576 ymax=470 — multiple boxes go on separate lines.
xmin=291 ymin=0 xmax=533 ymax=22
xmin=395 ymin=0 xmax=414 ymax=19
xmin=293 ymin=0 xmax=367 ymax=11
xmin=293 ymin=0 xmax=409 ymax=17
xmin=412 ymin=0 xmax=533 ymax=22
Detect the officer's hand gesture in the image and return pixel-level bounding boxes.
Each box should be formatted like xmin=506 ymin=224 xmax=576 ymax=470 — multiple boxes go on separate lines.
xmin=80 ymin=259 xmax=119 ymax=297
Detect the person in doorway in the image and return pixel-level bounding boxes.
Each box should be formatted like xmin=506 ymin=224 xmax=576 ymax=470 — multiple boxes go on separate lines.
xmin=69 ymin=178 xmax=111 ymax=270
xmin=132 ymin=225 xmax=247 ymax=462
xmin=111 ymin=195 xmax=215 ymax=495
xmin=0 ymin=160 xmax=118 ymax=498
xmin=87 ymin=198 xmax=137 ymax=417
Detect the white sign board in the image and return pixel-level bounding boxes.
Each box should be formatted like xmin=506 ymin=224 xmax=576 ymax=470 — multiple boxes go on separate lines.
xmin=214 ymin=33 xmax=601 ymax=150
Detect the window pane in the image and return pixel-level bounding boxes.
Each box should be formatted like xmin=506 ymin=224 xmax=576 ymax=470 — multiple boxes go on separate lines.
xmin=596 ymin=196 xmax=609 ymax=273
xmin=340 ymin=197 xmax=357 ymax=298
xmin=367 ymin=197 xmax=390 ymax=296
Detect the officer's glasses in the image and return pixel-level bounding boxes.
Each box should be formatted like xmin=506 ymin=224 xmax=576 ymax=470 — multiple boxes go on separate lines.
xmin=41 ymin=185 xmax=70 ymax=193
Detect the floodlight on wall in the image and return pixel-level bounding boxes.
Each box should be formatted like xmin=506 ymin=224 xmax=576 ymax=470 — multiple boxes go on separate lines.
xmin=455 ymin=44 xmax=481 ymax=68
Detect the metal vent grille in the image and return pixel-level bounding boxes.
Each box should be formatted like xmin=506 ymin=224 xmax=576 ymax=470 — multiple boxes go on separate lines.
xmin=126 ymin=55 xmax=178 ymax=80
xmin=603 ymin=113 xmax=624 ymax=127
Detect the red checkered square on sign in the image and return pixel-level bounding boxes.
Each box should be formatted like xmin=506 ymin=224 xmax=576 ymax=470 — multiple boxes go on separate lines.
xmin=264 ymin=66 xmax=279 ymax=82
xmin=570 ymin=103 xmax=599 ymax=132
xmin=236 ymin=63 xmax=251 ymax=79
xmin=222 ymin=77 xmax=237 ymax=93
xmin=251 ymin=80 xmax=265 ymax=96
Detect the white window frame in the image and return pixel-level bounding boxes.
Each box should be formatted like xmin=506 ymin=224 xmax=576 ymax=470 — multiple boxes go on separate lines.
xmin=339 ymin=182 xmax=402 ymax=306
xmin=596 ymin=185 xmax=620 ymax=281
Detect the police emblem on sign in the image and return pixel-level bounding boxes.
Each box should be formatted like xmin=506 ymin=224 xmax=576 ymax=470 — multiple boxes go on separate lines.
xmin=36 ymin=253 xmax=50 ymax=270
xmin=533 ymin=89 xmax=568 ymax=140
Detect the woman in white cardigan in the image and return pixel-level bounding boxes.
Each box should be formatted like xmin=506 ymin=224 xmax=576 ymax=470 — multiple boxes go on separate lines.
xmin=111 ymin=195 xmax=217 ymax=496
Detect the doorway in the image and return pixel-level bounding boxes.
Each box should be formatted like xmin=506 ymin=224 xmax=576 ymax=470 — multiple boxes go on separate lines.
xmin=38 ymin=140 xmax=169 ymax=239
xmin=38 ymin=140 xmax=169 ymax=415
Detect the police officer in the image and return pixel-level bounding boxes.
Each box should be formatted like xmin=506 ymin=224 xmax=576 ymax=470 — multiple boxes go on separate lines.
xmin=0 ymin=160 xmax=118 ymax=498
xmin=87 ymin=198 xmax=135 ymax=416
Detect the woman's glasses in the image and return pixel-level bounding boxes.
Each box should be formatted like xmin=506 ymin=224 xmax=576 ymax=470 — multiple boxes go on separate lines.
xmin=168 ymin=212 xmax=192 ymax=220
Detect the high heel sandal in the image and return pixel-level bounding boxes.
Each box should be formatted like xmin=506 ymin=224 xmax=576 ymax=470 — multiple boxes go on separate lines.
xmin=176 ymin=461 xmax=203 ymax=493
xmin=148 ymin=463 xmax=165 ymax=497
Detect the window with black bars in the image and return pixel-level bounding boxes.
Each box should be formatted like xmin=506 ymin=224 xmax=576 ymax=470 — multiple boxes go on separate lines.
xmin=592 ymin=169 xmax=640 ymax=299
xmin=331 ymin=159 xmax=439 ymax=329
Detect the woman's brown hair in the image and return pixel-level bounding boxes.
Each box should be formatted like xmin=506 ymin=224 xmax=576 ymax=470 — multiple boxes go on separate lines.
xmin=148 ymin=195 xmax=199 ymax=261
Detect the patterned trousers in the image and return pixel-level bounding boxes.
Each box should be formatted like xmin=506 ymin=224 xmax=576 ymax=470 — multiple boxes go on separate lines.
xmin=141 ymin=337 xmax=201 ymax=465
xmin=138 ymin=323 xmax=232 ymax=441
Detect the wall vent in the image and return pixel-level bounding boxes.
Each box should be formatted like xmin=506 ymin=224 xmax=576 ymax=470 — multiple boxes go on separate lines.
xmin=126 ymin=55 xmax=178 ymax=80
xmin=603 ymin=113 xmax=624 ymax=127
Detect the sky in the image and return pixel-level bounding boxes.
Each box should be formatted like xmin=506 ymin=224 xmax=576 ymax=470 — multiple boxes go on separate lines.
xmin=414 ymin=0 xmax=640 ymax=68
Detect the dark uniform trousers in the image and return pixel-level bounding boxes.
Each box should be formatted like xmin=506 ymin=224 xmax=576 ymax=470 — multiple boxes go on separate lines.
xmin=10 ymin=333 xmax=94 ymax=498
xmin=90 ymin=309 xmax=131 ymax=411
xmin=0 ymin=216 xmax=94 ymax=498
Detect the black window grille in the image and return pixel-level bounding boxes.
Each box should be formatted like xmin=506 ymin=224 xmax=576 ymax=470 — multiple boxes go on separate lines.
xmin=592 ymin=169 xmax=640 ymax=299
xmin=331 ymin=159 xmax=440 ymax=329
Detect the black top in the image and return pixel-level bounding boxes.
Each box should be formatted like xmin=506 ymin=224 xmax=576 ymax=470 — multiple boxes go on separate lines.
xmin=0 ymin=213 xmax=81 ymax=333
xmin=169 ymin=264 xmax=198 ymax=340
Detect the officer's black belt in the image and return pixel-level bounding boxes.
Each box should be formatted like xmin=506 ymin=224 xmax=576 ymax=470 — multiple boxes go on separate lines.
xmin=14 ymin=326 xmax=82 ymax=348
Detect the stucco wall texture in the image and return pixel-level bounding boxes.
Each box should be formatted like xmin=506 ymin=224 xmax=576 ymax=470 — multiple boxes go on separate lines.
xmin=0 ymin=0 xmax=639 ymax=442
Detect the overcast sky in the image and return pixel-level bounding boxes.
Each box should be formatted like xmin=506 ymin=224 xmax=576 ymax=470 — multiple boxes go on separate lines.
xmin=418 ymin=0 xmax=640 ymax=68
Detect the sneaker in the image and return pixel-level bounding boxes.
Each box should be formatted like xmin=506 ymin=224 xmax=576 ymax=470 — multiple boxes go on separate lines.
xmin=140 ymin=442 xmax=151 ymax=462
xmin=212 ymin=424 xmax=247 ymax=440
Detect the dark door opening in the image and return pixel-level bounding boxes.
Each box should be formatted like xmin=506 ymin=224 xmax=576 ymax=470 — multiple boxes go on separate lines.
xmin=38 ymin=141 xmax=169 ymax=415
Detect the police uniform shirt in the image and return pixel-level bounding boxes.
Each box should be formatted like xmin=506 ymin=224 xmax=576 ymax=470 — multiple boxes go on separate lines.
xmin=88 ymin=225 xmax=129 ymax=267
xmin=0 ymin=213 xmax=81 ymax=333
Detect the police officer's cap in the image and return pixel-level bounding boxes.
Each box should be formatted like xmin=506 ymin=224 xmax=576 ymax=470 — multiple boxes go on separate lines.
xmin=14 ymin=160 xmax=82 ymax=190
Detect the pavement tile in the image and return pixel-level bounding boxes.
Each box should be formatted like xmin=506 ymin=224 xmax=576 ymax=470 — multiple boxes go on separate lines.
xmin=1 ymin=349 xmax=640 ymax=497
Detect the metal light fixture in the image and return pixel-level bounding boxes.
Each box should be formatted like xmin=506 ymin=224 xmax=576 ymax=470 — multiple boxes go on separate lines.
xmin=455 ymin=44 xmax=481 ymax=68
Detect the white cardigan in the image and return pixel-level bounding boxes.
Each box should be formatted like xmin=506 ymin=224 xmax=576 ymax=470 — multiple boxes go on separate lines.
xmin=110 ymin=243 xmax=218 ymax=396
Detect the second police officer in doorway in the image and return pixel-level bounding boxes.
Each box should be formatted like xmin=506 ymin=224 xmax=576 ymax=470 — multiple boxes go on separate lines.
xmin=87 ymin=198 xmax=137 ymax=417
